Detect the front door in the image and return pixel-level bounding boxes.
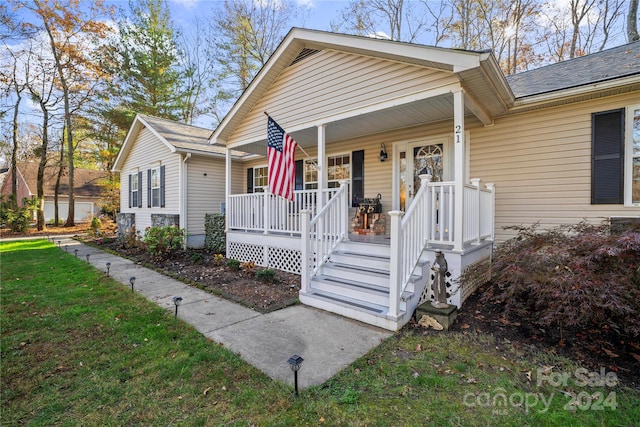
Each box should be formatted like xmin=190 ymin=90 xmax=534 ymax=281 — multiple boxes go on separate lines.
xmin=397 ymin=137 xmax=449 ymax=211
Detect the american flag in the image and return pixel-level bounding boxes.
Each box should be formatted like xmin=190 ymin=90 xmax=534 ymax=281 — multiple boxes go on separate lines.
xmin=267 ymin=116 xmax=298 ymax=201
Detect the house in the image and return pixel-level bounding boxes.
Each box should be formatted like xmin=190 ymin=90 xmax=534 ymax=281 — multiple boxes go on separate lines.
xmin=0 ymin=161 xmax=108 ymax=222
xmin=112 ymin=114 xmax=247 ymax=248
xmin=207 ymin=28 xmax=639 ymax=331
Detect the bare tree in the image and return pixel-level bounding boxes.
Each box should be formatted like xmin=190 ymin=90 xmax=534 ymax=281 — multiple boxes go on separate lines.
xmin=25 ymin=38 xmax=60 ymax=230
xmin=29 ymin=0 xmax=112 ymax=226
xmin=629 ymin=0 xmax=640 ymax=42
xmin=209 ymin=0 xmax=297 ymax=122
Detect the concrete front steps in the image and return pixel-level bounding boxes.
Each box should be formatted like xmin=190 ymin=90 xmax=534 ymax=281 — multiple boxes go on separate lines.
xmin=299 ymin=240 xmax=430 ymax=331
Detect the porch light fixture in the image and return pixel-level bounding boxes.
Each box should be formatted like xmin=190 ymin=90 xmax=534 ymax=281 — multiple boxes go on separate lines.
xmin=379 ymin=143 xmax=388 ymax=162
xmin=287 ymin=354 xmax=304 ymax=396
xmin=130 ymin=276 xmax=136 ymax=292
xmin=172 ymin=296 xmax=183 ymax=318
xmin=74 ymin=249 xmax=78 ymax=258
xmin=106 ymin=262 xmax=111 ymax=277
xmin=86 ymin=253 xmax=90 ymax=263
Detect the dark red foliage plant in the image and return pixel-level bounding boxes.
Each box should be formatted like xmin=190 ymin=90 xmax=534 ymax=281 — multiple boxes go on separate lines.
xmin=482 ymin=222 xmax=640 ymax=340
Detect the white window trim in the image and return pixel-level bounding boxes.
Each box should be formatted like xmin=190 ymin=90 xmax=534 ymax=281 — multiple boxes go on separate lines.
xmin=624 ymin=104 xmax=640 ymax=207
xmin=253 ymin=165 xmax=268 ymax=192
xmin=327 ymin=152 xmax=352 ymax=189
xmin=150 ymin=167 xmax=161 ymax=208
xmin=131 ymin=173 xmax=139 ymax=208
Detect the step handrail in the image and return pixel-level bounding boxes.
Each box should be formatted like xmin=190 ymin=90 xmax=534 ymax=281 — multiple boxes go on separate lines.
xmin=300 ymin=180 xmax=349 ymax=293
xmin=389 ymin=174 xmax=433 ymax=318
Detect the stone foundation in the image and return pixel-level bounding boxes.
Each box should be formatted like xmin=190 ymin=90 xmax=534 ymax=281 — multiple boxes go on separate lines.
xmin=151 ymin=214 xmax=179 ymax=228
xmin=116 ymin=213 xmax=135 ymax=238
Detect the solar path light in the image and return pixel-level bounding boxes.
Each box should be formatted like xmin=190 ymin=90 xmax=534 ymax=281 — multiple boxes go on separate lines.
xmin=172 ymin=296 xmax=183 ymax=318
xmin=287 ymin=354 xmax=304 ymax=396
xmin=130 ymin=277 xmax=136 ymax=292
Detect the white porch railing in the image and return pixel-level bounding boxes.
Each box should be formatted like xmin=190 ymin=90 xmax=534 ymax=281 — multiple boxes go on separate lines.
xmin=300 ymin=181 xmax=349 ymax=293
xmin=389 ymin=175 xmax=494 ymax=318
xmin=227 ymin=188 xmax=339 ymax=234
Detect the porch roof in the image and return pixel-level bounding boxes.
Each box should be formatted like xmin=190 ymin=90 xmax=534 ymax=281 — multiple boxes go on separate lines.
xmin=209 ymin=28 xmax=512 ymax=154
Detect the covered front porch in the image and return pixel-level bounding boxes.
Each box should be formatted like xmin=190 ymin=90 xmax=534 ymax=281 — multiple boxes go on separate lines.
xmin=212 ymin=29 xmax=508 ymax=330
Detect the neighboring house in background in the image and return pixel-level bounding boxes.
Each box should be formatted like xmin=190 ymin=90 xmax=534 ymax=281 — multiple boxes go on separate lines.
xmin=112 ymin=114 xmax=247 ymax=248
xmin=0 ymin=161 xmax=107 ymax=222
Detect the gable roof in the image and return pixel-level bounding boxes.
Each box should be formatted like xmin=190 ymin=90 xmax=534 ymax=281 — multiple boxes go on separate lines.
xmin=112 ymin=114 xmax=247 ymax=172
xmin=210 ymin=27 xmax=512 ymax=145
xmin=506 ymin=41 xmax=640 ymax=98
xmin=12 ymin=161 xmax=108 ymax=198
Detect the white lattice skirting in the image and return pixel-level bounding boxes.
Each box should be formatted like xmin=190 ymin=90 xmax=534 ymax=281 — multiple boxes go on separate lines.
xmin=227 ymin=241 xmax=302 ymax=274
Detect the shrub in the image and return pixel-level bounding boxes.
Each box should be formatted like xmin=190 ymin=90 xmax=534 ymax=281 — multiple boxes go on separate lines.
xmin=190 ymin=252 xmax=204 ymax=264
xmin=255 ymin=268 xmax=276 ymax=283
xmin=90 ymin=217 xmax=102 ymax=235
xmin=213 ymin=253 xmax=224 ymax=265
xmin=484 ymin=222 xmax=640 ymax=339
xmin=144 ymin=226 xmax=186 ymax=259
xmin=226 ymin=259 xmax=241 ymax=270
xmin=119 ymin=226 xmax=144 ymax=250
xmin=0 ymin=196 xmax=37 ymax=233
xmin=204 ymin=214 xmax=226 ymax=253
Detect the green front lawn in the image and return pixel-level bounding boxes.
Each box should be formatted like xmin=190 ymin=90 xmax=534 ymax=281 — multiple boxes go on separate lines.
xmin=2 ymin=240 xmax=638 ymax=426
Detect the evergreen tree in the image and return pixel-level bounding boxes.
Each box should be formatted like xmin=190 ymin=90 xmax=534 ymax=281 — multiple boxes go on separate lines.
xmin=106 ymin=0 xmax=184 ymax=122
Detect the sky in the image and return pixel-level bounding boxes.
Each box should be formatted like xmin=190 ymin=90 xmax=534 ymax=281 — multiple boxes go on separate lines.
xmin=132 ymin=0 xmax=350 ymax=33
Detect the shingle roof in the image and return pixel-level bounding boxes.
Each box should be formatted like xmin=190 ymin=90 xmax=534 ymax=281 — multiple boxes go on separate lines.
xmin=506 ymin=41 xmax=640 ymax=98
xmin=137 ymin=115 xmax=223 ymax=154
xmin=17 ymin=161 xmax=108 ymax=198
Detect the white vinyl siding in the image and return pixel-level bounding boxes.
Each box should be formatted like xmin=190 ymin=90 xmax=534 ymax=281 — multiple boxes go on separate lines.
xmin=470 ymin=91 xmax=640 ymax=242
xmin=186 ymin=155 xmax=242 ymax=237
xmin=119 ymin=127 xmax=179 ymax=233
xmin=227 ymin=50 xmax=458 ymax=145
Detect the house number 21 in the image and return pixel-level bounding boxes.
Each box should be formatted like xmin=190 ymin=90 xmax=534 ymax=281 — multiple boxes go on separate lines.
xmin=455 ymin=125 xmax=462 ymax=143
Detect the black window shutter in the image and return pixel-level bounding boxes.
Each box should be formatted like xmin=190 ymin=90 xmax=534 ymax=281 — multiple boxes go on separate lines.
xmin=128 ymin=174 xmax=132 ymax=208
xmin=147 ymin=169 xmax=152 ymax=207
xmin=592 ymin=109 xmax=624 ymax=204
xmin=138 ymin=171 xmax=143 ymax=208
xmin=295 ymin=159 xmax=304 ymax=190
xmin=246 ymin=168 xmax=254 ymax=193
xmin=160 ymin=165 xmax=165 ymax=207
xmin=352 ymin=150 xmax=364 ymax=207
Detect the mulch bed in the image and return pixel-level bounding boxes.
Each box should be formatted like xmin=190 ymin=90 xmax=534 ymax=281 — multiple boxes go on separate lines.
xmin=94 ymin=237 xmax=301 ymax=313
xmin=448 ymin=283 xmax=640 ymax=389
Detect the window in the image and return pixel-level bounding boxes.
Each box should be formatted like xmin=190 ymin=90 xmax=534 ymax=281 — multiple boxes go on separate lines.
xmin=327 ymin=154 xmax=350 ymax=188
xmin=130 ymin=173 xmax=140 ymax=208
xmin=147 ymin=165 xmax=165 ymax=208
xmin=626 ymin=105 xmax=640 ymax=205
xmin=304 ymin=160 xmax=318 ymax=189
xmin=592 ymin=106 xmax=640 ymax=206
xmin=253 ymin=166 xmax=268 ymax=192
xmin=150 ymin=167 xmax=161 ymax=207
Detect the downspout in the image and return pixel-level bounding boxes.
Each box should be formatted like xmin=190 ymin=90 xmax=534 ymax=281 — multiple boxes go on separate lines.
xmin=181 ymin=153 xmax=191 ymax=249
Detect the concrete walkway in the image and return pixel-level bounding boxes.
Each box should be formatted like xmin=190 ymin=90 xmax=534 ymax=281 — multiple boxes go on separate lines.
xmin=41 ymin=237 xmax=392 ymax=388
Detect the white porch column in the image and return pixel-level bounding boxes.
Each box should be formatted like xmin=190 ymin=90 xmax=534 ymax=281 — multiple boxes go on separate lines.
xmin=317 ymin=124 xmax=326 ymax=209
xmin=453 ymin=89 xmax=465 ymax=252
xmin=388 ymin=210 xmax=404 ymax=319
xmin=225 ymin=147 xmax=231 ymax=232
xmin=300 ymin=209 xmax=311 ymax=293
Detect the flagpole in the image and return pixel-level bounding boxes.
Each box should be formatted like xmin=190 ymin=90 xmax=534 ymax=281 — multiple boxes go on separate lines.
xmin=264 ymin=111 xmax=316 ymax=162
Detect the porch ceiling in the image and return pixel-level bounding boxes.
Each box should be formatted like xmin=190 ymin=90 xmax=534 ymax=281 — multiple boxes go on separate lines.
xmin=236 ymin=94 xmax=476 ymax=156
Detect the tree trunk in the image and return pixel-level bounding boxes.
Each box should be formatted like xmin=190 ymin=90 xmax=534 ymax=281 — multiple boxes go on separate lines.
xmin=36 ymin=111 xmax=49 ymax=231
xmin=11 ymin=82 xmax=21 ymax=198
xmin=629 ymin=0 xmax=640 ymax=42
xmin=54 ymin=146 xmax=64 ymax=227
